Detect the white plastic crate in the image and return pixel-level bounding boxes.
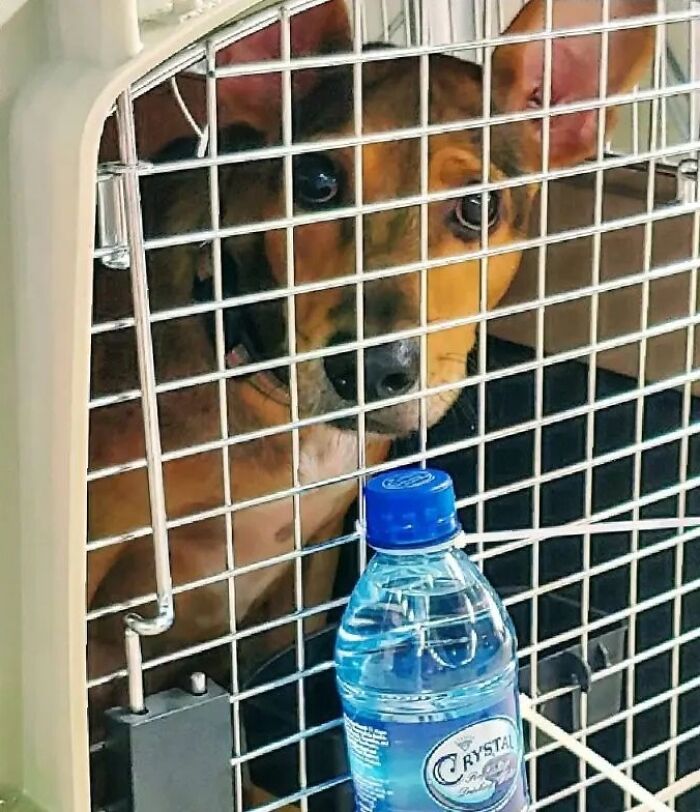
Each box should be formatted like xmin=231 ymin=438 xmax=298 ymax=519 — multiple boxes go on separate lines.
xmin=1 ymin=1 xmax=700 ymax=811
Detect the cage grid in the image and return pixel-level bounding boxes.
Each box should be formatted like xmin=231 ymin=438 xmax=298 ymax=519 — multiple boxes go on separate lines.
xmin=2 ymin=0 xmax=700 ymax=811
xmin=89 ymin=1 xmax=700 ymax=810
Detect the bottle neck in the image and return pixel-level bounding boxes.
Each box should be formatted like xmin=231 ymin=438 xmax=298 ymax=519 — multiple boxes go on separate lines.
xmin=369 ymin=530 xmax=465 ymax=558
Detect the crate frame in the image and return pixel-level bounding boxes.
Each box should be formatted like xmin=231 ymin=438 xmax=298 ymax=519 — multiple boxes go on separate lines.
xmin=3 ymin=1 xmax=700 ymax=811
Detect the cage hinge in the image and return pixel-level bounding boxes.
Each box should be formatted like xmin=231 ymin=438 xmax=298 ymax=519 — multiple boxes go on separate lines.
xmin=105 ymin=674 xmax=234 ymax=812
xmin=96 ymin=164 xmax=131 ymax=270
xmin=677 ymin=159 xmax=699 ymax=205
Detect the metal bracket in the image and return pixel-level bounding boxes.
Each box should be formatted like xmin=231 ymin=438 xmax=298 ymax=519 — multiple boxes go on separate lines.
xmin=105 ymin=675 xmax=234 ymax=812
xmin=677 ymin=158 xmax=699 ymax=205
xmin=96 ymin=165 xmax=130 ymax=270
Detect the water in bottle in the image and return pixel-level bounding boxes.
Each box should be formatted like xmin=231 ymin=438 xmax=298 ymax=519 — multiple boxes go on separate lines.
xmin=335 ymin=468 xmax=529 ymax=812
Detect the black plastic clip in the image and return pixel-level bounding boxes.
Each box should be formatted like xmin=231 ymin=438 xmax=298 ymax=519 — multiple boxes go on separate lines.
xmin=105 ymin=674 xmax=234 ymax=812
xmin=560 ymin=650 xmax=593 ymax=694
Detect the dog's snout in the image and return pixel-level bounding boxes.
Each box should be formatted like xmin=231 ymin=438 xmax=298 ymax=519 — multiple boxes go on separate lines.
xmin=324 ymin=334 xmax=419 ymax=403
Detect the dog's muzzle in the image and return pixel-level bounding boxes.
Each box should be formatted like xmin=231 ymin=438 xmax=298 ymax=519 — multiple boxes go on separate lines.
xmin=323 ymin=334 xmax=420 ymax=404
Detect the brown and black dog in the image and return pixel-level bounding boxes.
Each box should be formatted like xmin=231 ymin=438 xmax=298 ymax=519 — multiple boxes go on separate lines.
xmin=88 ymin=0 xmax=654 ymax=805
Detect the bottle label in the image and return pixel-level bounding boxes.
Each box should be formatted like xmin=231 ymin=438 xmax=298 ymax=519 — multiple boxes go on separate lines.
xmin=343 ymin=690 xmax=528 ymax=812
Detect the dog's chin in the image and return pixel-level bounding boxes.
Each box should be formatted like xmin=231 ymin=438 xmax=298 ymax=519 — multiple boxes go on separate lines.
xmin=324 ymin=401 xmax=424 ymax=439
xmin=298 ymin=373 xmax=459 ymax=437
xmin=365 ymin=391 xmax=461 ymax=437
xmin=328 ymin=415 xmax=405 ymax=438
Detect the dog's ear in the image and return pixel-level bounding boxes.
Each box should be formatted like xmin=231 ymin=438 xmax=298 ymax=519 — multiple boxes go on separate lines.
xmin=217 ymin=0 xmax=351 ymax=142
xmin=492 ymin=0 xmax=656 ymax=169
xmin=99 ymin=1 xmax=350 ymax=161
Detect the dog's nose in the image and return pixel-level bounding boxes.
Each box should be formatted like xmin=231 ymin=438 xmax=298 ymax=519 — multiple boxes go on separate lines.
xmin=324 ymin=334 xmax=420 ymax=403
xmin=365 ymin=339 xmax=420 ymax=401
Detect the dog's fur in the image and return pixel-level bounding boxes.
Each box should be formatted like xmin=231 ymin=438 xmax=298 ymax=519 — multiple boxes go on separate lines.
xmin=88 ymin=0 xmax=654 ymax=805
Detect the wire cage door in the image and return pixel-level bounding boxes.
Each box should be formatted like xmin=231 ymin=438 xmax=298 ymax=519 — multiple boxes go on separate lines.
xmin=82 ymin=1 xmax=700 ymax=810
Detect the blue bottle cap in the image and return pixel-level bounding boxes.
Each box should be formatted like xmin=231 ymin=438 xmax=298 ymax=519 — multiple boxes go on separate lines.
xmin=364 ymin=468 xmax=461 ymax=552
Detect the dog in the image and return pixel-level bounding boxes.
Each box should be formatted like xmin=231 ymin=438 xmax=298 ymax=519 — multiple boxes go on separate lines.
xmin=88 ymin=0 xmax=654 ymax=806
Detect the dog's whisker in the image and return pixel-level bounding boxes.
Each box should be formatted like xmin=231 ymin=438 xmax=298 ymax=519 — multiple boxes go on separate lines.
xmin=436 ymin=354 xmax=468 ymax=367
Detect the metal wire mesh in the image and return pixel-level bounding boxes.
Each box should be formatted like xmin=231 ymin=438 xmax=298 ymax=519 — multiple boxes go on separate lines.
xmin=88 ymin=1 xmax=700 ymax=809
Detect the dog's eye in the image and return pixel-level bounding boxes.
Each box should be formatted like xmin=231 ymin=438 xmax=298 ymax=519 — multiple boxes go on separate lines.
xmin=293 ymin=154 xmax=343 ymax=209
xmin=451 ymin=191 xmax=501 ymax=238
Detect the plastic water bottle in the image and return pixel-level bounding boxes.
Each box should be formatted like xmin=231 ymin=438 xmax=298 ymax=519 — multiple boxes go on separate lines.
xmin=335 ymin=469 xmax=529 ymax=812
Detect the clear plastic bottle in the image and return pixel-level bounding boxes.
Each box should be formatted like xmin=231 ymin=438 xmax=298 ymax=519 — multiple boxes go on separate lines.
xmin=335 ymin=469 xmax=529 ymax=812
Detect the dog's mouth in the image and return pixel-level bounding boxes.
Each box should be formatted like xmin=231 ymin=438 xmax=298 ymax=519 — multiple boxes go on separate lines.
xmin=224 ymin=308 xmax=291 ymax=403
xmin=233 ymin=329 xmax=424 ymax=437
xmin=208 ymin=302 xmax=451 ymax=436
xmin=331 ymin=411 xmax=418 ymax=437
xmin=194 ymin=250 xmax=290 ymax=398
xmin=225 ymin=324 xmax=420 ymax=435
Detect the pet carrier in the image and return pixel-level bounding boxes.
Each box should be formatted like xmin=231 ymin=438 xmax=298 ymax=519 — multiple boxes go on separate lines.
xmin=1 ymin=0 xmax=700 ymax=810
